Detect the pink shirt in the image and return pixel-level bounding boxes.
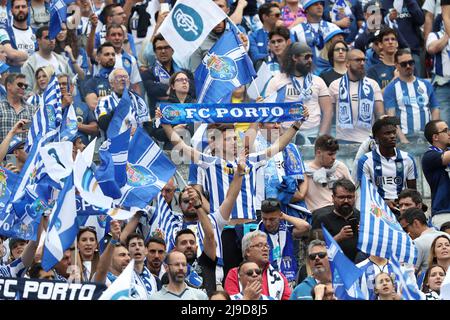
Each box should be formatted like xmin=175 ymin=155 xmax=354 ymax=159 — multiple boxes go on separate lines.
xmin=281 ymin=6 xmax=306 ymax=28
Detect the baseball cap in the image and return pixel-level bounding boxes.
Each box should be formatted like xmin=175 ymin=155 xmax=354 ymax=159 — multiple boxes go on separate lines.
xmin=289 ymin=42 xmax=313 ymax=56
xmin=0 ymin=61 xmax=10 ymax=75
xmin=8 ymin=238 xmax=27 ymax=251
xmin=7 ymin=136 xmax=25 ymax=154
xmin=323 ymin=23 xmax=345 ymax=43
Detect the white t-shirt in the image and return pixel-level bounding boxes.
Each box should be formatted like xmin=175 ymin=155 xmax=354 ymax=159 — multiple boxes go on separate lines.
xmin=115 ymin=53 xmax=142 ymax=85
xmin=34 ymin=53 xmax=65 ymax=75
xmin=0 ymin=26 xmax=36 ymax=56
xmin=329 ymin=77 xmax=383 ymax=143
xmin=422 ymin=0 xmax=441 ymax=17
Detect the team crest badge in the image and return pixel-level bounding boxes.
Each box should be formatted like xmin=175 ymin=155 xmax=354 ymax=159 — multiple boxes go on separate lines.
xmin=204 ymin=53 xmax=238 ymax=81
xmin=162 ymin=105 xmax=184 ymax=122
xmin=126 ymin=163 xmax=157 ymax=187
xmin=172 ymin=4 xmax=204 ymax=42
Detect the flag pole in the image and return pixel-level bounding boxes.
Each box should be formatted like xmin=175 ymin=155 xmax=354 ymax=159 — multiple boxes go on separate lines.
xmin=88 ymin=0 xmax=96 ymax=14
xmin=225 ymin=17 xmax=262 ymax=99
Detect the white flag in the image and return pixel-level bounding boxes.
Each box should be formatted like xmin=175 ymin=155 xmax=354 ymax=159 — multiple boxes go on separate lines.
xmin=99 ymin=259 xmax=148 ymax=300
xmin=247 ymin=61 xmax=272 ymax=100
xmin=441 ymin=268 xmax=450 ymax=300
xmin=40 ymin=141 xmax=74 ymax=183
xmin=158 ymin=0 xmax=227 ymax=61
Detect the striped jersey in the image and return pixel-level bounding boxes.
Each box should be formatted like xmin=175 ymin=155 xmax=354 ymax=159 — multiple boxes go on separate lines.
xmin=426 ymin=31 xmax=450 ymax=81
xmin=357 ymin=146 xmax=417 ymax=200
xmin=356 ymin=258 xmax=397 ymax=300
xmin=384 ymin=77 xmax=439 ymax=134
xmin=191 ymin=152 xmax=267 ymax=220
xmin=0 ymin=258 xmax=27 ymax=278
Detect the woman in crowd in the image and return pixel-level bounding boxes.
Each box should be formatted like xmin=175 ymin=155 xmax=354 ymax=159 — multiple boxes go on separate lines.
xmin=75 ymin=227 xmax=100 ymax=282
xmin=374 ymin=272 xmax=401 ymax=300
xmin=27 ymin=66 xmax=53 ymax=109
xmin=428 ymin=235 xmax=450 ymax=272
xmin=319 ymin=40 xmax=348 ymax=87
xmin=421 ymin=264 xmax=446 ymax=300
xmin=281 ymin=0 xmax=306 ymax=29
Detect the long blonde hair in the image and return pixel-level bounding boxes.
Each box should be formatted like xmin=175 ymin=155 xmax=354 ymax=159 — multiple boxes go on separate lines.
xmin=33 ymin=65 xmax=55 ymax=93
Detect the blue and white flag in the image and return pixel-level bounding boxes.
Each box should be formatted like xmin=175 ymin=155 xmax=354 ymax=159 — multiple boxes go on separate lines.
xmin=95 ymin=128 xmax=131 ymax=199
xmin=26 ymin=76 xmax=62 ymax=152
xmin=330 ymin=0 xmax=353 ymax=23
xmin=60 ymin=104 xmax=78 ymax=142
xmin=359 ymin=175 xmax=417 ymax=265
xmin=115 ymin=128 xmax=176 ymax=210
xmin=40 ymin=141 xmax=74 ymax=184
xmin=42 ymin=174 xmax=78 ymax=271
xmin=49 ymin=0 xmax=68 ymax=40
xmin=107 ymin=89 xmax=131 ymax=138
xmin=158 ymin=0 xmax=227 ymax=62
xmin=322 ymin=225 xmax=365 ymax=300
xmin=154 ymin=193 xmax=183 ymax=248
xmin=159 ymin=101 xmax=304 ymax=125
xmin=0 ymin=167 xmax=20 ymax=237
xmin=195 ymin=26 xmax=256 ymax=103
xmin=390 ymin=256 xmax=425 ymax=300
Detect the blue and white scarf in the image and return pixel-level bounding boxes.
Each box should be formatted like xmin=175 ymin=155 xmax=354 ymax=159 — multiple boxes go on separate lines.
xmin=258 ymin=221 xmax=297 ymax=282
xmin=302 ymin=21 xmax=326 ymax=51
xmin=153 ymin=60 xmax=180 ymax=85
xmin=337 ymin=73 xmax=375 ymax=129
xmin=291 ymin=73 xmax=313 ymax=102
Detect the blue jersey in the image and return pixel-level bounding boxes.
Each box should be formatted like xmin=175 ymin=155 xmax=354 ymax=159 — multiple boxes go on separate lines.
xmin=367 ymin=63 xmax=396 ymax=89
xmin=384 ymin=77 xmax=439 ymax=134
xmin=0 ymin=258 xmax=27 ymax=278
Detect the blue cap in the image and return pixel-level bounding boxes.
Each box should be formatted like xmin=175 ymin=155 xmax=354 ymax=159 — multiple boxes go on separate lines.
xmin=0 ymin=61 xmax=10 ymax=75
xmin=323 ymin=23 xmax=345 ymax=43
xmin=302 ymin=0 xmax=325 ymax=10
xmin=7 ymin=136 xmax=25 ymax=154
xmin=69 ymin=132 xmax=83 ymax=143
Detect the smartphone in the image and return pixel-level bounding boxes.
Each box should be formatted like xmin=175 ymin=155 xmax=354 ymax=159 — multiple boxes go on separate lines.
xmin=5 ymin=154 xmax=16 ymax=166
xmin=347 ymin=217 xmax=358 ymax=234
xmin=160 ymin=3 xmax=170 ymax=13
xmin=22 ymin=122 xmax=31 ymax=130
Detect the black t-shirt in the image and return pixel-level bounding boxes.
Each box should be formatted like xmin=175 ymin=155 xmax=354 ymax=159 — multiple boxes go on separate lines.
xmin=319 ymin=69 xmax=344 ymax=87
xmin=311 ymin=206 xmax=360 ymax=262
xmin=441 ymin=0 xmax=450 ymax=5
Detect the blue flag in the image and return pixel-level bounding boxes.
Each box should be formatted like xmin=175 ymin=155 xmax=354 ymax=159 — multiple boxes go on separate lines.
xmin=49 ymin=0 xmax=68 ymax=40
xmin=116 ymin=127 xmax=176 ymax=209
xmin=107 ymin=89 xmax=131 ymax=138
xmin=359 ymin=175 xmax=417 ymax=265
xmin=0 ymin=167 xmax=20 ymax=237
xmin=194 ymin=26 xmax=256 ymax=103
xmin=26 ymin=76 xmax=62 ymax=152
xmin=42 ymin=174 xmax=78 ymax=271
xmin=322 ymin=225 xmax=366 ymax=300
xmin=390 ymin=256 xmax=425 ymax=300
xmin=95 ymin=128 xmax=131 ymax=199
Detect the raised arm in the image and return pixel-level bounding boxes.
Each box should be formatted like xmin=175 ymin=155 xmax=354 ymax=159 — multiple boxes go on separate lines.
xmin=94 ymin=220 xmax=121 ymax=284
xmin=265 ymin=107 xmax=309 ymax=158
xmin=0 ymin=119 xmax=29 ymax=162
xmin=119 ymin=212 xmax=142 ymax=244
xmin=282 ymin=213 xmax=310 ymax=238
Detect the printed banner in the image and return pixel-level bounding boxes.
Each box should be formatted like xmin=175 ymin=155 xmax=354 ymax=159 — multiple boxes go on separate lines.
xmin=0 ymin=277 xmax=106 ymax=300
xmin=159 ymin=102 xmax=304 ymax=125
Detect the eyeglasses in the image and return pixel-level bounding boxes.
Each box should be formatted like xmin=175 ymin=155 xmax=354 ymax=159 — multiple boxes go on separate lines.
xmin=155 ymin=45 xmax=171 ymax=51
xmin=398 ymin=60 xmax=415 ymax=68
xmin=244 ymin=268 xmax=262 ymax=277
xmin=174 ymin=78 xmax=189 ymax=83
xmin=308 ymin=252 xmax=327 ymax=260
xmin=349 ymin=58 xmax=366 ymax=63
xmin=334 ymin=47 xmax=348 ymax=52
xmin=300 ymin=54 xmax=313 ymax=61
xmin=436 ymin=127 xmax=449 ymax=134
xmin=250 ymin=242 xmax=270 ymax=249
xmin=270 ymin=12 xmax=281 ymax=18
xmin=335 ymin=195 xmax=355 ymax=201
xmin=270 ymin=39 xmax=285 ymax=45
xmin=16 ymin=82 xmax=28 ymax=90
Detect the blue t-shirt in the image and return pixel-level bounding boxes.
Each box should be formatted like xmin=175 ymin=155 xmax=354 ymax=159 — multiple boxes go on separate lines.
xmin=367 ymin=63 xmax=396 ymax=89
xmin=422 ymin=149 xmax=450 ymax=215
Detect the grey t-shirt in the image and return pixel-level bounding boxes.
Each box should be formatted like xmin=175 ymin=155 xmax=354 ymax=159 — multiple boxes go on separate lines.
xmin=149 ymin=285 xmax=208 ymax=300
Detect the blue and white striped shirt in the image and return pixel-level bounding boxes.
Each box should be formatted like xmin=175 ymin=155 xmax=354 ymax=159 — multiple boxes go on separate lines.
xmin=192 ymin=152 xmax=267 ymax=220
xmin=356 ymin=258 xmax=397 ymax=300
xmin=357 ymin=146 xmax=417 ymax=200
xmin=384 ymin=77 xmax=439 ymax=135
xmin=0 ymin=258 xmax=27 ymax=278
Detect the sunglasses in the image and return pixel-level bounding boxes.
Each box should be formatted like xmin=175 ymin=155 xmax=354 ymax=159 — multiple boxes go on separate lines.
xmin=174 ymin=78 xmax=189 ymax=83
xmin=398 ymin=60 xmax=415 ymax=68
xmin=262 ymin=199 xmax=280 ymax=207
xmin=244 ymin=268 xmax=262 ymax=277
xmin=436 ymin=127 xmax=449 ymax=134
xmin=17 ymin=82 xmax=28 ymax=90
xmin=271 ymin=13 xmax=281 ymax=18
xmin=334 ymin=47 xmax=348 ymax=52
xmin=300 ymin=54 xmax=313 ymax=60
xmin=308 ymin=252 xmax=327 ymax=260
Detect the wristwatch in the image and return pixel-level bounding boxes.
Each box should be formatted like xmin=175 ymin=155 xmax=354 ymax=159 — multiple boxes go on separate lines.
xmin=194 ymin=203 xmax=202 ymax=209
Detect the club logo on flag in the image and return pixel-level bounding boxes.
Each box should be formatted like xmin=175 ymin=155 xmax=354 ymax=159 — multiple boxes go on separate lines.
xmin=126 ymin=164 xmax=157 ymax=187
xmin=370 ymin=204 xmax=398 ymax=228
xmin=172 ymin=4 xmax=204 ymax=41
xmin=162 ymin=105 xmax=184 ymax=122
xmin=12 ymin=222 xmax=34 ymax=239
xmin=0 ymin=169 xmax=9 ymax=200
xmin=205 ymin=54 xmax=237 ymax=81
xmin=97 ymin=215 xmax=108 ymax=228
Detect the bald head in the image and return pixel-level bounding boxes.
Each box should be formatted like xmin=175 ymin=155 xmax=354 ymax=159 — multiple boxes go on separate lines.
xmin=346 ymin=49 xmax=366 ymax=80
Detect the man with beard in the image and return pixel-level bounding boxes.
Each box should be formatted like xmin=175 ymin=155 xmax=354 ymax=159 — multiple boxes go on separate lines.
xmin=258 ymin=199 xmax=310 ymax=286
xmin=0 ymin=0 xmax=33 ymax=70
xmin=265 ymin=42 xmax=333 ymax=143
xmin=304 ymin=135 xmax=353 ymax=213
xmin=329 ymin=49 xmax=384 ymax=144
xmin=357 ymin=116 xmax=417 ymax=215
xmin=146 ymin=237 xmax=167 ymax=280
xmin=312 ymin=179 xmax=361 ymax=261
xmin=21 ymin=26 xmax=74 ymax=93
xmin=422 ymin=120 xmax=450 ymax=228
xmin=150 ymin=251 xmax=208 ymax=300
xmin=83 ymin=42 xmax=116 ymax=110
xmin=290 ymin=239 xmax=331 ymax=300
xmin=384 ymin=49 xmax=440 ymax=144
